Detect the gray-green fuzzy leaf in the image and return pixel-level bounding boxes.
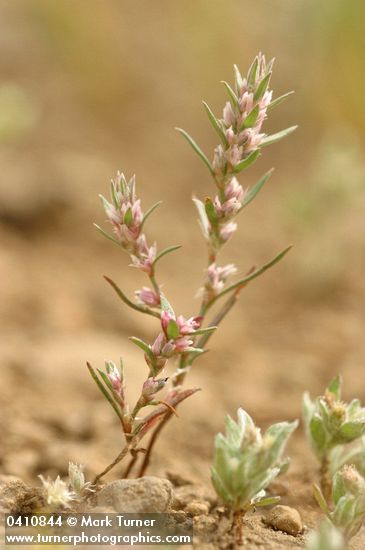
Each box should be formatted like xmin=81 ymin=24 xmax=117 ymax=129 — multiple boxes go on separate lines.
xmin=260 ymin=125 xmax=298 ymax=148
xmin=176 ymin=128 xmax=214 ymax=175
xmin=233 ymin=149 xmax=260 ymax=173
xmin=241 ymin=169 xmax=273 ymax=209
xmin=267 ymin=91 xmax=294 ymax=112
xmin=310 ymin=414 xmax=327 ymax=453
xmin=202 ymin=101 xmax=227 ymax=145
xmin=221 ymin=81 xmax=239 ymax=109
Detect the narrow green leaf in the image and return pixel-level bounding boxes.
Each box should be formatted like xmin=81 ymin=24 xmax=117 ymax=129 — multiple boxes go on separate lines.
xmin=204 ymin=197 xmax=218 ymax=225
xmin=153 ymin=245 xmax=182 ymax=266
xmin=110 ymin=182 xmax=119 ymax=208
xmin=233 ymin=150 xmax=260 ymax=174
xmin=267 ymin=91 xmax=294 ymax=112
xmin=254 ymin=72 xmax=272 ymax=101
xmin=120 ymin=177 xmax=127 ymax=196
xmin=220 ymin=81 xmax=239 ymax=108
xmin=255 ymin=496 xmax=281 ymax=508
xmin=192 ymin=197 xmax=210 ymax=239
xmin=140 ymin=201 xmax=162 ymax=231
xmin=327 ymin=375 xmax=342 ymax=400
xmin=129 ymin=337 xmax=155 ymax=362
xmin=240 ymin=105 xmax=260 ymax=130
xmin=99 ymin=194 xmax=111 ymax=212
xmin=202 ymin=101 xmax=227 ymax=145
xmin=260 ymin=125 xmax=298 ymax=148
xmin=176 ymin=128 xmax=214 ymax=175
xmin=241 ymin=169 xmax=273 ymax=209
xmin=87 ymin=363 xmax=123 ymax=422
xmin=215 ymin=245 xmax=292 ymax=300
xmin=247 ymin=56 xmax=258 ymax=88
xmin=94 ymin=224 xmax=122 ymax=247
xmin=97 ymin=369 xmax=115 ymax=394
xmin=188 ymin=326 xmax=217 ymax=336
xmin=119 ymin=357 xmax=125 ymax=379
xmin=267 ymin=57 xmax=275 ymax=73
xmin=123 ymin=206 xmax=133 ymax=226
xmin=313 ymin=484 xmax=328 ymax=514
xmin=160 ymin=294 xmax=175 ymax=318
xmin=167 ymin=319 xmax=179 ymax=340
xmin=104 ymin=276 xmax=160 ymax=319
xmin=233 ymin=64 xmax=243 ymax=91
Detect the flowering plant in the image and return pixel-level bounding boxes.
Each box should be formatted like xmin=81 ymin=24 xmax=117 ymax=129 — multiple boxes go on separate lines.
xmin=90 ymin=53 xmax=296 ymax=482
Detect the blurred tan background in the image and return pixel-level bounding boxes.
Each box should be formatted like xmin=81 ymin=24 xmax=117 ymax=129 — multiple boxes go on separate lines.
xmin=1 ymin=0 xmax=365 ymax=484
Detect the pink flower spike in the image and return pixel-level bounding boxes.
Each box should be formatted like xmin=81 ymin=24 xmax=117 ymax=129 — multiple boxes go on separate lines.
xmin=225 ymin=144 xmax=242 ymax=167
xmin=135 ymin=287 xmax=160 ymax=307
xmin=174 ymin=336 xmax=194 ymax=352
xmin=222 ymin=102 xmax=235 ymax=126
xmin=225 ymin=177 xmax=244 ymax=202
xmin=161 ymin=340 xmax=176 ymax=356
xmin=142 ymin=377 xmax=168 ymax=398
xmin=177 ymin=315 xmax=202 ymax=335
xmin=203 ymin=263 xmax=237 ymax=299
xmin=225 ymin=127 xmax=236 ymax=145
xmin=161 ymin=310 xmax=174 ymax=333
xmin=151 ymin=333 xmax=166 ymax=356
xmin=107 ymin=371 xmax=121 ymax=393
xmin=105 ymin=203 xmax=123 ymax=225
xmin=219 ymin=221 xmax=237 ymax=243
xmin=105 ymin=361 xmax=123 ymax=396
xmin=130 ymin=238 xmax=157 ymax=275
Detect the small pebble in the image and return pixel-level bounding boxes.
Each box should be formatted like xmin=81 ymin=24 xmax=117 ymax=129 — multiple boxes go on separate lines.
xmin=172 ymin=485 xmax=216 ymax=509
xmin=193 ymin=515 xmax=216 ymax=535
xmin=185 ymin=500 xmax=210 ymax=516
xmin=263 ymin=505 xmax=303 ymax=536
xmin=170 ymin=510 xmax=187 ymax=523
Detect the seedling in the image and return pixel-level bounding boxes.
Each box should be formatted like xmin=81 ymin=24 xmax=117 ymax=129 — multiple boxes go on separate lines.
xmin=90 ymin=53 xmax=296 ymax=481
xmin=303 ymin=375 xmax=365 ymax=501
xmin=38 ymin=463 xmax=92 ymax=511
xmin=314 ymin=464 xmax=365 ymax=543
xmin=211 ymin=408 xmax=298 ymax=542
xmin=306 ymin=520 xmax=345 ymax=550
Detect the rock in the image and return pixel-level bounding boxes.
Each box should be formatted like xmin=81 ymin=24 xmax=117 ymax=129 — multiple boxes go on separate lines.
xmin=185 ymin=500 xmax=210 ymax=516
xmin=0 ymin=475 xmax=22 ymax=488
xmin=263 ymin=505 xmax=303 ymax=536
xmin=0 ymin=476 xmax=45 ymax=517
xmin=97 ymin=476 xmax=173 ymax=513
xmin=172 ymin=485 xmax=216 ymax=510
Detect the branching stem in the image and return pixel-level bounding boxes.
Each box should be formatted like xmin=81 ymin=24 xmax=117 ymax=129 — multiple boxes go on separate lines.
xmin=94 ymin=443 xmax=131 ymax=485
